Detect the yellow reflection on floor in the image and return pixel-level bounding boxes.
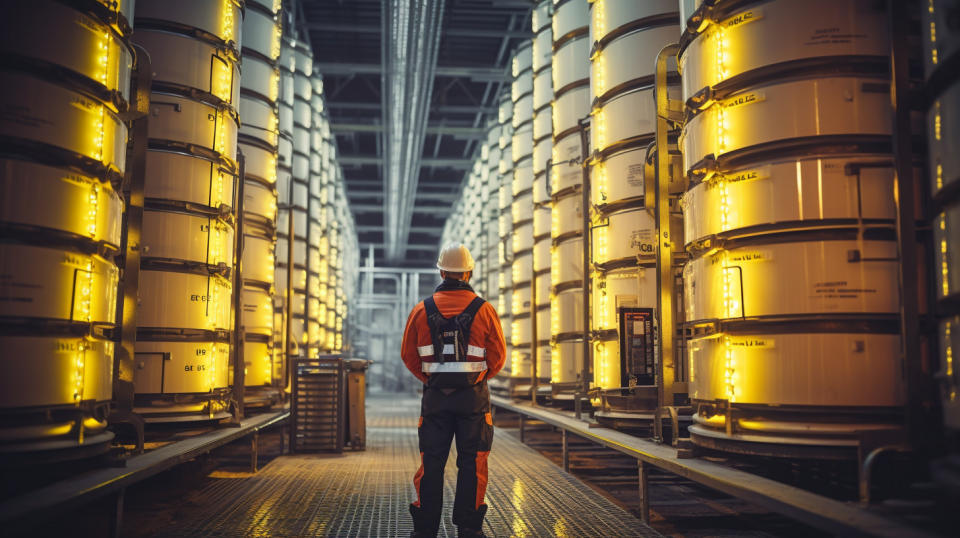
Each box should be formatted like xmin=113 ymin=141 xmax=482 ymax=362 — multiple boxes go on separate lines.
xmin=511 ymin=477 xmax=530 ymax=537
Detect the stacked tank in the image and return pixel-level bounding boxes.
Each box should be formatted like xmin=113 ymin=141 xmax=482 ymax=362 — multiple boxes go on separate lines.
xmin=238 ymin=0 xmax=283 ymax=405
xmin=511 ymin=43 xmax=536 ymax=391
xmin=307 ymin=76 xmax=325 ymax=357
xmin=440 ymin=154 xmax=490 ymax=296
xmin=588 ymin=2 xmax=682 ymax=413
xmin=275 ymin=38 xmax=307 ymax=363
xmin=531 ymin=0 xmax=554 ymax=391
xmin=925 ymin=0 xmax=960 ymax=438
xmin=0 ymin=0 xmax=133 ymax=454
xmin=132 ymin=0 xmax=242 ymax=422
xmin=498 ymin=90 xmax=515 ymax=378
xmin=678 ymin=0 xmax=904 ymax=453
xmin=485 ymin=123 xmax=503 ymax=304
xmin=549 ymin=0 xmax=590 ymax=395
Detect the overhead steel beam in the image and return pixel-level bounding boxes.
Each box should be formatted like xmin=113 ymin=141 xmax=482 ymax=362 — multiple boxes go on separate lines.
xmin=315 ymin=62 xmax=509 ymax=82
xmin=306 ymin=23 xmax=532 ymax=39
xmin=339 ymin=156 xmax=473 ymax=169
xmin=352 ymin=204 xmax=454 ymax=214
xmin=330 ymin=123 xmax=486 ymax=139
xmin=358 ymin=225 xmax=442 ymax=235
xmin=361 ymin=242 xmax=439 ymax=253
xmin=327 ymin=102 xmax=496 ymax=115
xmin=347 ymin=190 xmax=459 ymax=201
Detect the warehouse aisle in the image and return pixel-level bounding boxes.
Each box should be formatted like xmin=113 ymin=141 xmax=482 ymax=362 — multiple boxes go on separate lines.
xmin=148 ymin=393 xmax=659 ymax=537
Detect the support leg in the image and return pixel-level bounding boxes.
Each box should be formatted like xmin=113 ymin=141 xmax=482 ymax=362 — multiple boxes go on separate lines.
xmin=519 ymin=414 xmax=525 ymax=444
xmin=110 ymin=488 xmax=126 ymax=538
xmin=638 ymin=461 xmax=650 ymax=524
xmin=250 ymin=430 xmax=259 ymax=473
xmin=561 ymin=429 xmax=569 ymax=473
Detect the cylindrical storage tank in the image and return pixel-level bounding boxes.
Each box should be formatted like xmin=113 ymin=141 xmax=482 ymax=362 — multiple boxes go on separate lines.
xmin=925 ymin=0 xmax=960 ymax=435
xmin=587 ymin=1 xmax=680 ymax=403
xmin=530 ymin=0 xmax=555 ymax=388
xmin=497 ymin=90 xmax=515 ymax=373
xmin=131 ymin=0 xmax=242 ymax=422
xmin=549 ymin=0 xmax=589 ymax=394
xmin=239 ymin=0 xmax=282 ymax=401
xmin=679 ymin=0 xmax=904 ymax=455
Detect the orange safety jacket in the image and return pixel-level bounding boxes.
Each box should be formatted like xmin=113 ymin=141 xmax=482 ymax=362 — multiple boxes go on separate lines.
xmin=401 ymin=287 xmax=506 ymax=384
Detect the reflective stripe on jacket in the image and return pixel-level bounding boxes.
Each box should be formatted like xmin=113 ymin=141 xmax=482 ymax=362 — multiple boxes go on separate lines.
xmin=401 ymin=289 xmax=506 ymax=384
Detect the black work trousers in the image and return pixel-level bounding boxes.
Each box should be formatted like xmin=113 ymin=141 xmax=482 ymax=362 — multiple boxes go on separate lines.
xmin=410 ymin=382 xmax=494 ymax=534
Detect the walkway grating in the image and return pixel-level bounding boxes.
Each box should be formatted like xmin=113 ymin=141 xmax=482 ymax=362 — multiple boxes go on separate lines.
xmin=151 ymin=393 xmax=660 ymax=537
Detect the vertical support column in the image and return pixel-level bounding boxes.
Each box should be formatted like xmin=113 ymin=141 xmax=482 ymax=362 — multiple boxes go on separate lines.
xmin=654 ymin=44 xmax=681 ymax=408
xmin=110 ymin=44 xmax=152 ymax=453
xmin=284 ymin=209 xmax=296 ymax=390
xmin=109 ymin=488 xmax=126 ymax=538
xmin=637 ymin=461 xmax=650 ymax=523
xmin=250 ymin=430 xmax=260 ymax=473
xmin=531 ymin=262 xmax=539 ymax=404
xmin=577 ymin=118 xmax=592 ymax=402
xmin=232 ymin=154 xmax=247 ymax=421
xmin=519 ymin=413 xmax=526 ymax=444
xmin=887 ymin=0 xmax=928 ymax=454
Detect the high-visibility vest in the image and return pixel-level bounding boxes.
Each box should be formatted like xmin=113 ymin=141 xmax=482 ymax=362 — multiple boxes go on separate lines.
xmin=418 ymin=295 xmax=487 ymax=387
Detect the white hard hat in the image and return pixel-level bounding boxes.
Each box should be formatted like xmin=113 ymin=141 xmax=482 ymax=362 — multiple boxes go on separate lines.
xmin=436 ymin=243 xmax=475 ymax=272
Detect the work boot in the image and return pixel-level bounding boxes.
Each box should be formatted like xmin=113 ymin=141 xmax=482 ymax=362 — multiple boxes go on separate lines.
xmin=457 ymin=526 xmax=486 ymax=537
xmin=409 ymin=504 xmax=438 ymax=537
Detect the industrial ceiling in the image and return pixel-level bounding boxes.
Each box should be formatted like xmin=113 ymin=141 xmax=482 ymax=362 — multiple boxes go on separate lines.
xmin=293 ymin=0 xmax=534 ymax=268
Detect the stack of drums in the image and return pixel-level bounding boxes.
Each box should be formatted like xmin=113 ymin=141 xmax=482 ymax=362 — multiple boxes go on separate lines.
xmin=0 ymin=0 xmax=132 ymax=456
xmin=679 ymin=0 xmax=904 ymax=455
xmin=331 ymin=179 xmax=346 ymax=351
xmin=238 ymin=0 xmax=283 ymax=405
xmin=486 ymin=123 xmax=503 ymax=305
xmin=470 ymin=159 xmax=488 ymax=297
xmin=498 ymin=90 xmax=515 ymax=377
xmin=133 ymin=0 xmax=242 ymax=422
xmin=549 ymin=0 xmax=589 ymax=395
xmin=588 ymin=1 xmax=680 ymax=414
xmin=318 ymin=135 xmax=335 ymax=353
xmin=276 ymin=38 xmax=308 ymax=363
xmin=273 ymin=38 xmax=296 ymax=383
xmin=531 ymin=0 xmax=554 ymax=390
xmin=925 ymin=0 xmax=960 ymax=435
xmin=307 ymin=75 xmax=326 ymax=358
xmin=511 ymin=42 xmax=535 ymax=390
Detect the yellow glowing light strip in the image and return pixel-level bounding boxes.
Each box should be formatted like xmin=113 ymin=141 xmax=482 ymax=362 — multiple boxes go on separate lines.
xmin=929 ymin=0 xmax=938 ymax=66
xmin=941 ymin=215 xmax=950 ymax=298
xmin=221 ymin=0 xmax=235 ymax=43
xmin=97 ymin=32 xmax=110 ymax=88
xmin=935 ymin=101 xmax=942 ymax=142
xmin=946 ymin=321 xmax=955 ymax=400
xmin=723 ymin=335 xmax=735 ymax=402
xmin=74 ymin=339 xmax=87 ymax=402
xmin=87 ymin=182 xmax=100 ymax=238
xmin=596 ymin=341 xmax=608 ymax=388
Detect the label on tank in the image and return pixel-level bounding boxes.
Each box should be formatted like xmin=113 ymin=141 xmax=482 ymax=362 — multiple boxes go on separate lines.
xmin=724 ymin=91 xmax=765 ymax=110
xmin=627 ymin=164 xmax=644 ymax=186
xmin=728 ymin=250 xmax=772 ymax=263
xmin=811 ymin=280 xmax=878 ymax=300
xmin=727 ymin=337 xmax=774 ymax=349
xmin=631 ymin=229 xmax=655 ymax=253
xmin=805 ymin=26 xmax=871 ymax=47
xmin=723 ymin=9 xmax=764 ymax=30
xmin=721 ymin=167 xmax=769 ymax=184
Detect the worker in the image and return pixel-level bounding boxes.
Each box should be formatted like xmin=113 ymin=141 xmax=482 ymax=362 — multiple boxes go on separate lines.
xmin=401 ymin=243 xmax=506 ymax=538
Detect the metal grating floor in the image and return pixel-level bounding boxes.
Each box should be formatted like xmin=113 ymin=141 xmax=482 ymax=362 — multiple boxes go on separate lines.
xmin=151 ymin=393 xmax=660 ymax=537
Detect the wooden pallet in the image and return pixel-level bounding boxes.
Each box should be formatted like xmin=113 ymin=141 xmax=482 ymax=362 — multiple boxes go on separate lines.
xmin=290 ymin=358 xmax=345 ymax=453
